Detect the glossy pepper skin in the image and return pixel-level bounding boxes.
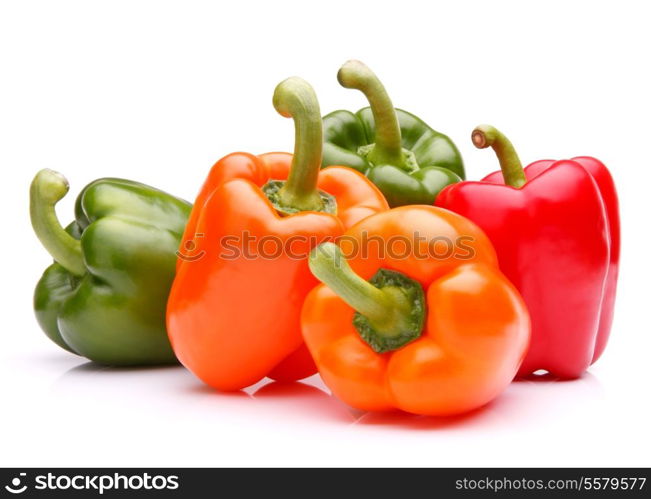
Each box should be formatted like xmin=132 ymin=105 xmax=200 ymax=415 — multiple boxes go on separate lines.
xmin=435 ymin=125 xmax=618 ymax=379
xmin=31 ymin=170 xmax=191 ymax=365
xmin=303 ymin=207 xmax=530 ymax=416
xmin=166 ymin=77 xmax=388 ymax=391
xmin=322 ymin=61 xmax=464 ymax=207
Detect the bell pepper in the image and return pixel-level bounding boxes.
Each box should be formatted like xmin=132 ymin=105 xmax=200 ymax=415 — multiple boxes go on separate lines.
xmin=30 ymin=170 xmax=191 ymax=365
xmin=302 ymin=206 xmax=530 ymax=415
xmin=322 ymin=60 xmax=464 ymax=207
xmin=435 ymin=125 xmax=618 ymax=379
xmin=166 ymin=77 xmax=388 ymax=391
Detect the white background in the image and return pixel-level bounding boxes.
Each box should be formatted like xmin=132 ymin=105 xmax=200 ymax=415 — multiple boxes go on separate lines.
xmin=1 ymin=0 xmax=650 ymax=467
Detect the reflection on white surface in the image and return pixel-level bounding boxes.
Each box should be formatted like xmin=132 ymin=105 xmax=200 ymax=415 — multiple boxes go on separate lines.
xmin=0 ymin=349 xmax=644 ymax=467
xmin=50 ymin=359 xmax=605 ymax=430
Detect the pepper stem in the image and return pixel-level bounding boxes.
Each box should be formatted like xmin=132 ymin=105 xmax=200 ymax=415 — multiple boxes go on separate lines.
xmin=310 ymin=242 xmax=394 ymax=324
xmin=337 ymin=60 xmax=405 ymax=167
xmin=271 ymin=77 xmax=327 ymax=213
xmin=309 ymin=242 xmax=425 ymax=353
xmin=30 ymin=169 xmax=85 ymax=276
xmin=472 ymin=125 xmax=527 ymax=188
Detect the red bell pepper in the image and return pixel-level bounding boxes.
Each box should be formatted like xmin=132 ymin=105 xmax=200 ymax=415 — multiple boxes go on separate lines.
xmin=435 ymin=125 xmax=619 ymax=379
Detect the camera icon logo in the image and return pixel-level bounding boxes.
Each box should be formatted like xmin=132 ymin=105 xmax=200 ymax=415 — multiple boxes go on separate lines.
xmin=176 ymin=233 xmax=206 ymax=262
xmin=4 ymin=473 xmax=27 ymax=494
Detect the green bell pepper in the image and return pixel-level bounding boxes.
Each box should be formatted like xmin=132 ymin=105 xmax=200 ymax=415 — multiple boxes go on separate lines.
xmin=30 ymin=169 xmax=191 ymax=365
xmin=322 ymin=60 xmax=464 ymax=207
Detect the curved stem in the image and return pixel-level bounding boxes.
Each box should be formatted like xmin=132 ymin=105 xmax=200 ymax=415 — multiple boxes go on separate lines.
xmin=309 ymin=243 xmax=414 ymax=338
xmin=472 ymin=125 xmax=527 ymax=188
xmin=309 ymin=242 xmax=392 ymax=324
xmin=337 ymin=60 xmax=404 ymax=166
xmin=273 ymin=77 xmax=325 ymax=212
xmin=30 ymin=169 xmax=85 ymax=276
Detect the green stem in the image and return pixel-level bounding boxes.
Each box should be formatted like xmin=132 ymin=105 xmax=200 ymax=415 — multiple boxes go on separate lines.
xmin=337 ymin=60 xmax=405 ymax=167
xmin=30 ymin=169 xmax=85 ymax=276
xmin=273 ymin=77 xmax=325 ymax=212
xmin=472 ymin=125 xmax=527 ymax=188
xmin=309 ymin=243 xmax=395 ymax=326
xmin=309 ymin=243 xmax=425 ymax=354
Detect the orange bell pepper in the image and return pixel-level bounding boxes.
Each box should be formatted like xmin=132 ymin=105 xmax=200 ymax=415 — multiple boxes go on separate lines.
xmin=166 ymin=77 xmax=388 ymax=391
xmin=302 ymin=206 xmax=530 ymax=415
